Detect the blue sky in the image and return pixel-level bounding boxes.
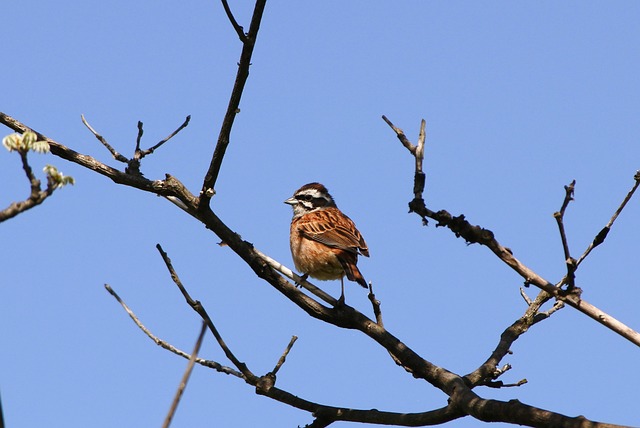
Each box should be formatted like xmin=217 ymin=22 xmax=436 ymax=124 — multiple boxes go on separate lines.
xmin=2 ymin=1 xmax=640 ymax=427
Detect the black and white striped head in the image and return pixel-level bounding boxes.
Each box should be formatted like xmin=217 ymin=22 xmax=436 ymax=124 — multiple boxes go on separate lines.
xmin=284 ymin=182 xmax=337 ymax=218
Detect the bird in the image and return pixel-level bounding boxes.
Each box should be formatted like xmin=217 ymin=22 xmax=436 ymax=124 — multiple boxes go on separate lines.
xmin=284 ymin=182 xmax=369 ymax=302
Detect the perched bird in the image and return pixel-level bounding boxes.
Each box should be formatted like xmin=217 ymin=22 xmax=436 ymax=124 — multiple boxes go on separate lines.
xmin=284 ymin=182 xmax=369 ymax=302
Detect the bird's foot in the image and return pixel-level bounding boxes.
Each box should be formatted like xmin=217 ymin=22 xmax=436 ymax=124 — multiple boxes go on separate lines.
xmin=294 ymin=273 xmax=309 ymax=288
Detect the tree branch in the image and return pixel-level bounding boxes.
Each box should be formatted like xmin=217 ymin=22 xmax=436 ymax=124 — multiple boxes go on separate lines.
xmin=199 ymin=0 xmax=267 ymax=207
xmin=2 ymin=109 xmax=625 ymax=426
xmin=383 ymin=115 xmax=640 ymax=348
xmin=576 ymin=170 xmax=640 ymax=267
xmin=162 ymin=321 xmax=207 ymax=428
xmin=220 ymin=0 xmax=248 ymax=42
xmin=553 ymin=180 xmax=577 ymax=287
xmin=104 ymin=284 xmax=243 ymax=378
xmin=156 ymin=243 xmax=259 ymax=383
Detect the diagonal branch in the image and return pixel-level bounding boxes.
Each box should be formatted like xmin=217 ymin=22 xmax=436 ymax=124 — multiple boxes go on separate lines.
xmin=383 ymin=115 xmax=640 ymax=348
xmin=465 ymin=289 xmax=555 ymax=387
xmin=104 ymin=284 xmax=243 ymax=378
xmin=81 ymin=114 xmax=129 ymax=163
xmin=576 ymin=170 xmax=640 ymax=267
xmin=140 ymin=115 xmax=191 ymax=158
xmin=162 ymin=321 xmax=207 ymax=428
xmin=156 ymin=243 xmax=259 ymax=383
xmin=270 ymin=336 xmax=297 ymax=377
xmin=220 ymin=0 xmax=248 ymax=42
xmin=199 ymin=0 xmax=267 ymax=207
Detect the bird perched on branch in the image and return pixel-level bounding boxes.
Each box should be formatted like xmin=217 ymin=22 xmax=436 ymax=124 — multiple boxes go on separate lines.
xmin=285 ymin=182 xmax=369 ymax=303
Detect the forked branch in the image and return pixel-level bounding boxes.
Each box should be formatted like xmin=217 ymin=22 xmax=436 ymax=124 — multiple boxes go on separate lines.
xmin=383 ymin=115 xmax=640 ymax=348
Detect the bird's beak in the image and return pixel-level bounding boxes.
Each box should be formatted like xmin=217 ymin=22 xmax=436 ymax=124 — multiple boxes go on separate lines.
xmin=284 ymin=197 xmax=297 ymax=205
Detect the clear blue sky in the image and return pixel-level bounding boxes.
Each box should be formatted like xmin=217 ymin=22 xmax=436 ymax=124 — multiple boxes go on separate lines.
xmin=2 ymin=1 xmax=639 ymax=427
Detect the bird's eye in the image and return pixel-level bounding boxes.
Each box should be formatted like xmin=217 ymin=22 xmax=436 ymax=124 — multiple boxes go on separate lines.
xmin=298 ymin=194 xmax=313 ymax=202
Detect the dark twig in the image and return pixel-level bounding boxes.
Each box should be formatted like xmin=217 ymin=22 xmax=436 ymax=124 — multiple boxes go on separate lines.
xmin=0 ymin=389 xmax=4 ymax=428
xmin=199 ymin=0 xmax=267 ymax=207
xmin=576 ymin=171 xmax=640 ymax=267
xmin=270 ymin=336 xmax=298 ymax=376
xmin=155 ymin=244 xmax=259 ymax=383
xmin=466 ymin=289 xmax=556 ymax=387
xmin=140 ymin=115 xmax=191 ymax=158
xmin=367 ymin=282 xmax=384 ymax=327
xmin=553 ymin=180 xmax=577 ymax=288
xmin=483 ymin=378 xmax=528 ymax=389
xmin=134 ymin=121 xmax=144 ymax=153
xmin=220 ymin=0 xmax=247 ymax=42
xmin=305 ymin=418 xmax=333 ymax=428
xmin=81 ymin=114 xmax=129 ymax=163
xmin=104 ymin=284 xmax=243 ymax=377
xmin=162 ymin=321 xmax=207 ymax=428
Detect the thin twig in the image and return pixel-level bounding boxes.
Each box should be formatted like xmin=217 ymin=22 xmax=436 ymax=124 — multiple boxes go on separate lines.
xmin=367 ymin=282 xmax=383 ymax=326
xmin=483 ymin=378 xmax=528 ymax=389
xmin=553 ymin=180 xmax=577 ymax=287
xmin=199 ymin=0 xmax=267 ymax=207
xmin=519 ymin=287 xmax=533 ymax=305
xmin=140 ymin=115 xmax=191 ymax=158
xmin=220 ymin=0 xmax=247 ymax=42
xmin=134 ymin=121 xmax=144 ymax=153
xmin=271 ymin=336 xmax=298 ymax=376
xmin=156 ymin=244 xmax=259 ymax=382
xmin=81 ymin=114 xmax=129 ymax=163
xmin=553 ymin=180 xmax=575 ymax=262
xmin=162 ymin=321 xmax=208 ymax=428
xmin=576 ymin=171 xmax=640 ymax=267
xmin=104 ymin=284 xmax=243 ymax=377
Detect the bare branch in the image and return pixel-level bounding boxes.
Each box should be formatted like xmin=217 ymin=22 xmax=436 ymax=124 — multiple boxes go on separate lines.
xmin=156 ymin=244 xmax=259 ymax=383
xmin=553 ymin=180 xmax=577 ymax=287
xmin=382 ymin=115 xmax=417 ymax=154
xmin=576 ymin=170 xmax=640 ymax=267
xmin=140 ymin=115 xmax=191 ymax=158
xmin=367 ymin=282 xmax=384 ymax=326
xmin=519 ymin=287 xmax=533 ymax=305
xmin=0 ymin=388 xmax=5 ymax=428
xmin=270 ymin=336 xmax=298 ymax=376
xmin=134 ymin=121 xmax=144 ymax=153
xmin=104 ymin=284 xmax=242 ymax=378
xmin=220 ymin=0 xmax=247 ymax=42
xmin=199 ymin=0 xmax=267 ymax=207
xmin=81 ymin=114 xmax=129 ymax=163
xmin=385 ymin=115 xmax=640 ymax=348
xmin=162 ymin=321 xmax=207 ymax=428
xmin=466 ymin=289 xmax=555 ymax=387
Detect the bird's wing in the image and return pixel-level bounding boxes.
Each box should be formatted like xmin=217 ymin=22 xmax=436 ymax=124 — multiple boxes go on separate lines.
xmin=297 ymin=209 xmax=369 ymax=257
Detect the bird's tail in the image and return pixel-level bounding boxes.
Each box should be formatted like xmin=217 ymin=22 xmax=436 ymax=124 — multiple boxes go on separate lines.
xmin=338 ymin=255 xmax=368 ymax=288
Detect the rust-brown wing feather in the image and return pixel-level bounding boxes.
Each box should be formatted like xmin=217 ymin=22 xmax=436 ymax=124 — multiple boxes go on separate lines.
xmin=296 ymin=208 xmax=369 ymax=257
